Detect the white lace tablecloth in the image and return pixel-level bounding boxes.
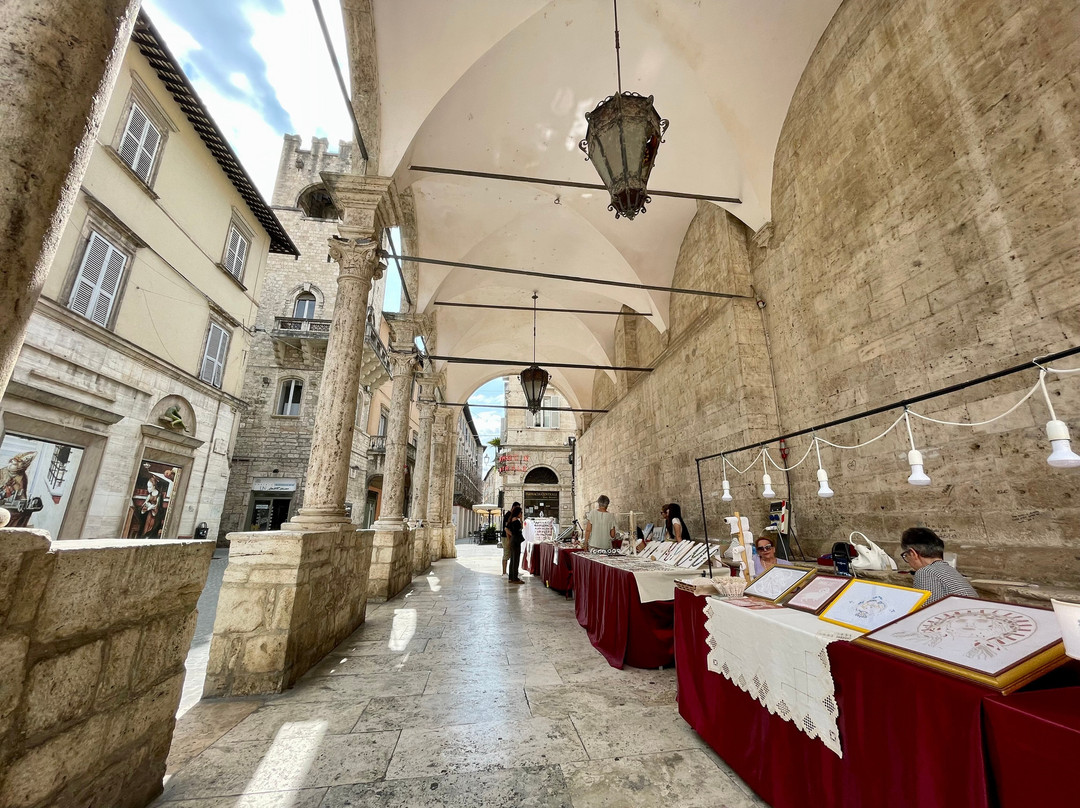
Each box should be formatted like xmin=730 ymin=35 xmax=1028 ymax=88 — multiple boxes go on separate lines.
xmin=586 ymin=555 xmax=688 ymax=602
xmin=703 ymin=596 xmax=859 ymax=757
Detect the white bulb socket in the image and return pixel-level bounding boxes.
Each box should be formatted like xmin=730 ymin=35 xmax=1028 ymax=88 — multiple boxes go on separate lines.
xmin=907 ymin=449 xmax=932 ymax=486
xmin=721 ymin=479 xmax=733 ymax=502
xmin=761 ymin=472 xmax=775 ymax=498
xmin=816 ymin=468 xmax=835 ymax=498
xmin=1046 ymin=420 xmax=1080 ymax=469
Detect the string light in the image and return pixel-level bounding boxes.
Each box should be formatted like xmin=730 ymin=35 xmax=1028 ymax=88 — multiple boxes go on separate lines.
xmin=1040 ymin=370 xmax=1080 ymax=468
xmin=720 ymin=455 xmax=733 ymax=501
xmin=761 ymin=451 xmax=775 ymax=498
xmin=904 ymin=409 xmax=931 ymax=486
xmin=814 ymin=436 xmax=834 ymax=498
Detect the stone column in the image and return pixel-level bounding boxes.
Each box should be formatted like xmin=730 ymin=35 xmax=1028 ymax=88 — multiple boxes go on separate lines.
xmin=426 ymin=407 xmax=452 ymax=561
xmin=367 ymin=314 xmax=421 ymax=600
xmin=410 ymin=380 xmax=437 ymax=573
xmin=287 ymin=175 xmax=391 ymax=526
xmin=373 ymin=351 xmax=417 ymax=530
xmin=441 ymin=420 xmax=461 ymax=557
xmin=0 ymin=0 xmax=140 ymax=399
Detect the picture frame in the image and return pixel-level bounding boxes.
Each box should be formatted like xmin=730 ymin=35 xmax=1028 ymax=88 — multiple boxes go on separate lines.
xmin=785 ymin=574 xmax=850 ymax=615
xmin=855 ymin=596 xmax=1068 ymax=694
xmin=743 ymin=564 xmax=816 ymax=604
xmin=819 ymin=579 xmax=930 ymax=633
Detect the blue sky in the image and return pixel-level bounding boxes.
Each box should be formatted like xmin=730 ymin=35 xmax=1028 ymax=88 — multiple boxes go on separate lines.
xmin=143 ymin=1 xmax=507 ymax=462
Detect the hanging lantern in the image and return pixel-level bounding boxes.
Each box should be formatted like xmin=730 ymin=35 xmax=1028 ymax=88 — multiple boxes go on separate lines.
xmin=520 ymin=364 xmax=551 ymax=414
xmin=520 ymin=291 xmax=549 ymax=414
xmin=580 ymin=93 xmax=668 ymax=219
xmin=578 ymin=0 xmax=668 ymax=220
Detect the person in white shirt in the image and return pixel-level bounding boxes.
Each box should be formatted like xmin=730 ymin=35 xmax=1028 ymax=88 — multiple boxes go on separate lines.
xmin=584 ymin=495 xmax=617 ymax=550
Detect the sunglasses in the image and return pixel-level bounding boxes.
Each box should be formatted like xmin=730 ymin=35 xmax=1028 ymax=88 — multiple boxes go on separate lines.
xmin=900 ymin=549 xmax=914 ymax=560
xmin=757 ymin=544 xmax=774 ymax=552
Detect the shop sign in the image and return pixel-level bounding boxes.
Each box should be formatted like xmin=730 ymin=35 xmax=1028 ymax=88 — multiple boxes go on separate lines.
xmin=253 ymin=477 xmax=297 ymax=493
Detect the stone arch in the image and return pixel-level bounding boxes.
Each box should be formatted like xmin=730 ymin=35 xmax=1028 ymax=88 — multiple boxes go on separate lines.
xmin=523 ymin=466 xmax=559 ymax=485
xmin=296 ymin=183 xmax=340 ymax=220
xmin=283 ymin=282 xmax=325 ymax=318
xmin=149 ymin=395 xmax=196 ymax=436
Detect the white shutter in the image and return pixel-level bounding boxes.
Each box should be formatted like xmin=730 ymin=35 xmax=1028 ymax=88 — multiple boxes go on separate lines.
xmin=200 ymin=323 xmax=229 ymax=388
xmin=224 ymin=224 xmax=249 ymax=279
xmin=69 ymin=232 xmax=126 ymax=326
xmin=119 ymin=102 xmax=161 ymax=183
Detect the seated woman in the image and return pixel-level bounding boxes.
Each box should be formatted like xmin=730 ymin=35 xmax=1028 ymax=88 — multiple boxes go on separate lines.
xmin=753 ymin=537 xmax=793 ymax=576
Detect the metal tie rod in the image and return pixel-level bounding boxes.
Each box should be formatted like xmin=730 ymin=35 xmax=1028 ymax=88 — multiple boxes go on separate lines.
xmin=388 ymin=253 xmax=752 ymax=300
xmin=434 ymin=301 xmax=652 ymax=316
xmin=428 ymin=355 xmax=652 ymax=372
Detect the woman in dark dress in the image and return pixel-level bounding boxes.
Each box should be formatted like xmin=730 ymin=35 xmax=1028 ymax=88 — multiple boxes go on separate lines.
xmin=506 ymin=503 xmax=525 ymax=583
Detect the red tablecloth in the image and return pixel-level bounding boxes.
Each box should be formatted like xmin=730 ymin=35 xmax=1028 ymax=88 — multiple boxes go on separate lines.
xmin=522 ymin=543 xmax=539 ymax=574
xmin=984 ymin=683 xmax=1080 ymax=808
xmin=547 ymin=546 xmax=585 ymax=592
xmin=571 ymin=552 xmax=675 ymax=669
xmin=674 ymin=588 xmax=1029 ymax=808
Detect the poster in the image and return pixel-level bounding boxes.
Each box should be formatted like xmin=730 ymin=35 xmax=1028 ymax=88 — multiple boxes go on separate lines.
xmin=0 ymin=433 xmax=84 ymax=536
xmin=124 ymin=460 xmax=182 ymax=539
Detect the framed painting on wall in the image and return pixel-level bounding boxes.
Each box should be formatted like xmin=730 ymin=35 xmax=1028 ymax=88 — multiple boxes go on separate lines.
xmin=743 ymin=565 xmax=816 ymax=603
xmin=855 ymin=596 xmax=1067 ymax=694
xmin=785 ymin=574 xmax=850 ymax=615
xmin=819 ymin=579 xmax=930 ymax=633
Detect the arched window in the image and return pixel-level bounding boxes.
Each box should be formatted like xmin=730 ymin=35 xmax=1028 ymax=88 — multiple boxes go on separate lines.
xmin=524 ymin=467 xmax=559 ymax=485
xmin=293 ymin=292 xmax=316 ymax=319
xmin=297 ymin=185 xmax=340 ymax=219
xmin=277 ymin=379 xmax=303 ymax=416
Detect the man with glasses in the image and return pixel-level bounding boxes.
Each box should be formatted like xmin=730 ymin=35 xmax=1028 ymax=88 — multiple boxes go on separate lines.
xmin=899 ymin=526 xmax=977 ymax=604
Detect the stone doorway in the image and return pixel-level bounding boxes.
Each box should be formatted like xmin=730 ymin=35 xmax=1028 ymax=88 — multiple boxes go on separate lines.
xmin=248 ymin=495 xmax=291 ymax=531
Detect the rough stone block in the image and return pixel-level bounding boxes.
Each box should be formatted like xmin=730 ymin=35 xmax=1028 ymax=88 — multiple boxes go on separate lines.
xmin=0 ymin=632 xmax=30 ymax=728
xmin=133 ymin=609 xmax=197 ymax=692
xmin=0 ymin=713 xmax=110 ymax=808
xmin=25 ymin=640 xmax=104 ymax=738
xmin=96 ymin=626 xmax=141 ymax=707
xmin=241 ymin=634 xmax=288 ymax=674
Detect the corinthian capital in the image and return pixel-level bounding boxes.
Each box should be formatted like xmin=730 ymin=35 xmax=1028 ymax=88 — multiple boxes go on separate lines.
xmin=327 ymin=237 xmax=384 ymax=280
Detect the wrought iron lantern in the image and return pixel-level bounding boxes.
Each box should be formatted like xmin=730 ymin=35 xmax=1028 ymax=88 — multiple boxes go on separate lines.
xmin=578 ymin=1 xmax=668 ymax=220
xmin=519 ymin=292 xmax=550 ymax=414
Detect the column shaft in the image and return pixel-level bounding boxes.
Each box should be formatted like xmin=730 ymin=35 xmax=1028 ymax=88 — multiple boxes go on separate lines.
xmin=0 ymin=0 xmax=140 ymax=398
xmin=292 ymin=240 xmax=381 ymax=525
xmin=373 ymin=351 xmax=416 ymax=528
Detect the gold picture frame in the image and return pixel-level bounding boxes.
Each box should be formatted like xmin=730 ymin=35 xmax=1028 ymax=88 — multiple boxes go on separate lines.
xmin=854 ymin=596 xmax=1068 ymax=694
xmin=743 ymin=564 xmax=816 ymax=604
xmin=818 ymin=578 xmax=930 ymax=633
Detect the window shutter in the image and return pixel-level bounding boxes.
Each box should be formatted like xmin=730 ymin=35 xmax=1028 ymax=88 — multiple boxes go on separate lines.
xmin=119 ymin=102 xmax=161 ymax=183
xmin=224 ymin=225 xmax=249 ymax=279
xmin=69 ymin=232 xmax=126 ymax=326
xmin=200 ymin=323 xmax=229 ymax=388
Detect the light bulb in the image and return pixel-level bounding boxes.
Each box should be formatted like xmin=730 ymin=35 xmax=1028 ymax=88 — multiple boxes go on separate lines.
xmin=907 ymin=449 xmax=931 ymax=486
xmin=1046 ymin=420 xmax=1080 ymax=469
xmin=721 ymin=479 xmax=733 ymax=502
xmin=761 ymin=472 xmax=775 ymax=498
xmin=816 ymin=468 xmax=834 ymax=498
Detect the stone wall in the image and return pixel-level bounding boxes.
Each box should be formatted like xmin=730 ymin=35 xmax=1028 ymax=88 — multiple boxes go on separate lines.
xmin=0 ymin=530 xmax=212 ymax=808
xmin=580 ymin=203 xmax=776 ymax=539
xmin=744 ymin=0 xmax=1080 ymax=583
xmin=203 ymin=525 xmax=373 ymax=696
xmin=579 ymin=0 xmax=1080 ymax=586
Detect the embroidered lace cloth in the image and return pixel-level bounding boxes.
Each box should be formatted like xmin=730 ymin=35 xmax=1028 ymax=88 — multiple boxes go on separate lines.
xmin=703 ymin=596 xmax=858 ymax=757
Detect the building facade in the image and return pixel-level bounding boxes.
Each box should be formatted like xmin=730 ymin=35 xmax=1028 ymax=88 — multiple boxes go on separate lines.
xmin=0 ymin=12 xmax=294 ymax=541
xmin=219 ymin=134 xmax=423 ymax=536
xmin=451 ymin=405 xmax=484 ymax=538
xmin=494 ymin=376 xmax=578 ymax=527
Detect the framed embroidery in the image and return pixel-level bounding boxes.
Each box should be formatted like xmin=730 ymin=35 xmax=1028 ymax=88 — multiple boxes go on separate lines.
xmin=818 ymin=579 xmax=930 ymax=633
xmin=855 ymin=596 xmax=1067 ymax=693
xmin=743 ymin=565 xmax=816 ymax=604
xmin=786 ymin=574 xmax=850 ymax=615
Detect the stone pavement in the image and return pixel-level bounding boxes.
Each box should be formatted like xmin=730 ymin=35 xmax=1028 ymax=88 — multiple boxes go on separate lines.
xmin=154 ymin=542 xmax=765 ymax=807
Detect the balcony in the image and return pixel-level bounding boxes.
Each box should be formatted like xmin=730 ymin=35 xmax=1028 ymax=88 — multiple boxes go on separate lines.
xmin=359 ymin=315 xmax=391 ymax=389
xmin=271 ymin=316 xmax=330 ymax=363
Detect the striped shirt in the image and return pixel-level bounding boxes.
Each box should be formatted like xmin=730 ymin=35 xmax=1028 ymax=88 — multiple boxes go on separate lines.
xmin=913 ymin=560 xmax=978 ymax=604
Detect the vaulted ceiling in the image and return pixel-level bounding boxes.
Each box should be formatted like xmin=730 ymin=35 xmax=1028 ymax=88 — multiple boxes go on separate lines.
xmin=344 ymin=0 xmax=842 ymax=406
